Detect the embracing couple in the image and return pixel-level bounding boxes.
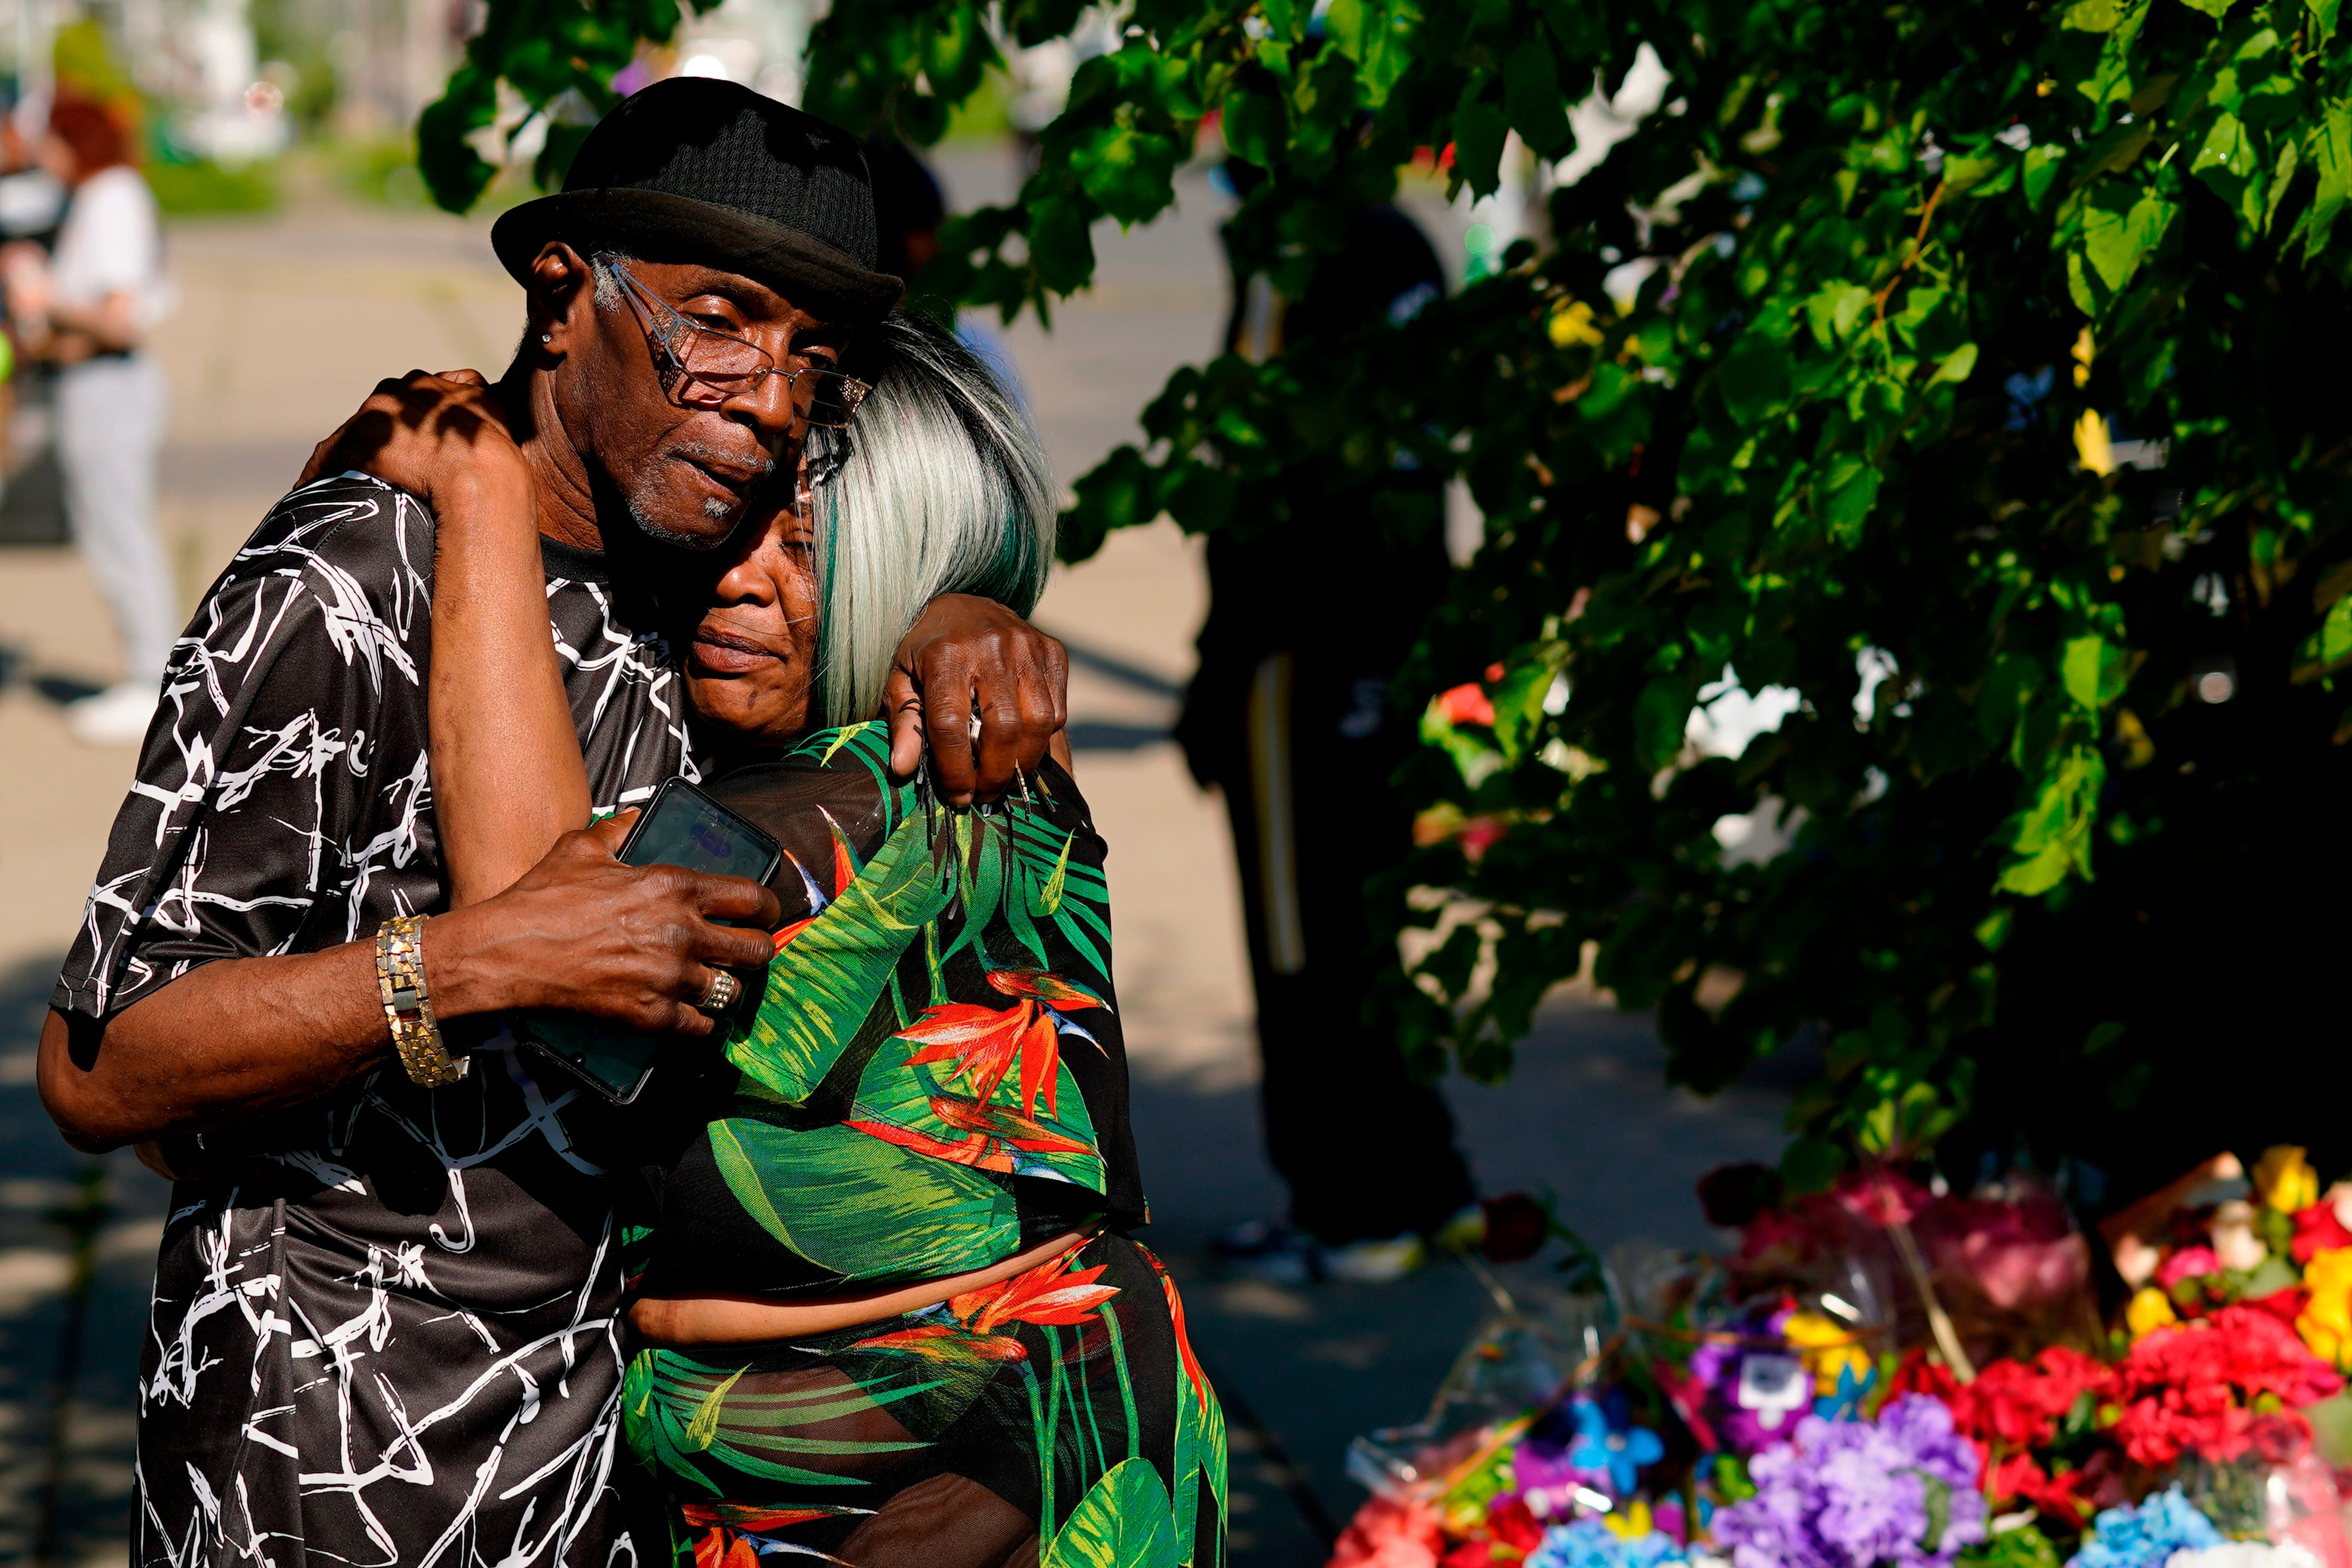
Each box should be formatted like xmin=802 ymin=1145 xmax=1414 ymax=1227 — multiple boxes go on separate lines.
xmin=38 ymin=79 xmax=1223 ymax=1568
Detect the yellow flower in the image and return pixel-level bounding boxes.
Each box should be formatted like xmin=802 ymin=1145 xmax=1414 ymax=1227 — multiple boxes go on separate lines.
xmin=1604 ymin=1500 xmax=1654 ymax=1541
xmin=1784 ymin=1310 xmax=1873 ymax=1396
xmin=2298 ymin=1248 xmax=2352 ymax=1371
xmin=1548 ymin=298 xmax=1604 ymax=348
xmin=2125 ymin=1286 xmax=2179 ymax=1341
xmin=2254 ymin=1146 xmax=2320 ymax=1215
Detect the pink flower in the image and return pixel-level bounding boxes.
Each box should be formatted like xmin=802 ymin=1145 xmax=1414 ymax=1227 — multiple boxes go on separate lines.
xmin=1330 ymin=1496 xmax=1446 ymax=1568
xmin=1435 ymin=683 xmax=1495 ymax=728
xmin=2157 ymin=1246 xmax=2225 ymax=1290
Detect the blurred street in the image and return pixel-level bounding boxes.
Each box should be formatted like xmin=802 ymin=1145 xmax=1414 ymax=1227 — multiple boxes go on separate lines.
xmin=0 ymin=151 xmax=1792 ymax=1566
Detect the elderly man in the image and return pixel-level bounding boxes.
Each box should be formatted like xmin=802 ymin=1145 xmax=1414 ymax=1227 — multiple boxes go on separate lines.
xmin=38 ymin=81 xmax=1063 ymax=1567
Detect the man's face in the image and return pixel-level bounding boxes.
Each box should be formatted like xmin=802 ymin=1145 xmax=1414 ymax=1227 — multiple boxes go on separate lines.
xmin=547 ymin=250 xmax=849 ymax=550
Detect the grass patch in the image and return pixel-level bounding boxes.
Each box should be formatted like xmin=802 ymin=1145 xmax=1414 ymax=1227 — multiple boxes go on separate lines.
xmin=146 ymin=158 xmax=281 ymax=216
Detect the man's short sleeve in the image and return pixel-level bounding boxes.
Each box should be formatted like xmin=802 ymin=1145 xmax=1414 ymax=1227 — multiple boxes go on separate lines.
xmin=53 ymin=478 xmax=443 ymax=1020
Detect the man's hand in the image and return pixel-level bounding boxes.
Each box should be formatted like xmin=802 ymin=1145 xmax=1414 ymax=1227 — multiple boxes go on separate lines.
xmin=39 ymin=813 xmax=782 ymax=1151
xmin=436 ymin=812 xmax=782 ymax=1037
xmin=884 ymin=595 xmax=1069 ymax=804
xmin=300 ymin=369 xmax=528 ymax=519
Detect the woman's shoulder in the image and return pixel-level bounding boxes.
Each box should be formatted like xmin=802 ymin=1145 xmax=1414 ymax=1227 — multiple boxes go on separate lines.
xmin=702 ymin=725 xmax=902 ymax=907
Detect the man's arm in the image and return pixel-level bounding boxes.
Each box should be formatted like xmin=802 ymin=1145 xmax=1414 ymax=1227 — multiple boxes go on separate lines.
xmin=41 ymin=815 xmax=779 ymax=1152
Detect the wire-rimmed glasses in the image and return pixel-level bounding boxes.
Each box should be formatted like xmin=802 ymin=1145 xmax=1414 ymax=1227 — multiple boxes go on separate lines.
xmin=602 ymin=256 xmax=871 ymax=427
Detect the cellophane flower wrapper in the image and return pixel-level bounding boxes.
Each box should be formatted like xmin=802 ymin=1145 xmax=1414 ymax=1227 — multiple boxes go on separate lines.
xmin=1612 ymin=1245 xmax=1893 ymax=1457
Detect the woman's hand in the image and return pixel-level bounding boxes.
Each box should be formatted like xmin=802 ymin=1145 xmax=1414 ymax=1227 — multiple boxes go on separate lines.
xmin=432 ymin=812 xmax=782 ymax=1037
xmin=884 ymin=595 xmax=1070 ymax=804
xmin=301 ymin=368 xmax=532 ymax=528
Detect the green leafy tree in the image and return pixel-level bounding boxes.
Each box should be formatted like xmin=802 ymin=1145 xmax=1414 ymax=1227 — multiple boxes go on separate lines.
xmin=424 ymin=0 xmax=2352 ymax=1196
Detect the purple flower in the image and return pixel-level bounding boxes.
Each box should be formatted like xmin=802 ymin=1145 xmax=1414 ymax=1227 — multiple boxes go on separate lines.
xmin=1711 ymin=1396 xmax=1986 ymax=1568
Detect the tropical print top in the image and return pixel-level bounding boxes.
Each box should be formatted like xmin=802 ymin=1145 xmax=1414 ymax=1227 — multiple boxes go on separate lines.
xmin=629 ymin=722 xmax=1147 ymax=1297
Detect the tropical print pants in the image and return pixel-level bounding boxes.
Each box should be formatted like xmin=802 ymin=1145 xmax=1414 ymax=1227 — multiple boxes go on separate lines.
xmin=624 ymin=1233 xmax=1226 ymax=1567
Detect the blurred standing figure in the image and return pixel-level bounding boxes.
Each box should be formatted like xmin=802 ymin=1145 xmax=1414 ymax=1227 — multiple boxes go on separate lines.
xmin=1181 ymin=199 xmax=1477 ymax=1282
xmin=4 ymin=96 xmax=176 ymax=744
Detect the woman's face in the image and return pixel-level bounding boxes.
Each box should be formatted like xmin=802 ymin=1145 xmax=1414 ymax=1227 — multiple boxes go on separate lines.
xmin=682 ymin=476 xmax=819 ymax=745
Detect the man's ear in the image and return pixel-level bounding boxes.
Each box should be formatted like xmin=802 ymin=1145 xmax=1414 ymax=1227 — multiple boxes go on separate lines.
xmin=526 ymin=243 xmax=595 ymax=356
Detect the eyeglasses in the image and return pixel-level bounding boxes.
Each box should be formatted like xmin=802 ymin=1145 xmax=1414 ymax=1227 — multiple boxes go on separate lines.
xmin=602 ymin=257 xmax=871 ymax=428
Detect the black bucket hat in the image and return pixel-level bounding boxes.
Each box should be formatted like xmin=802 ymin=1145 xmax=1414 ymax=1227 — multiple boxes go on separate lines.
xmin=492 ymin=78 xmax=904 ymax=320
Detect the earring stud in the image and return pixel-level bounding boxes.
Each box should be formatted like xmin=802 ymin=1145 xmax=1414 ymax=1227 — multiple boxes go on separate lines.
xmin=540 ymin=332 xmax=552 ymax=344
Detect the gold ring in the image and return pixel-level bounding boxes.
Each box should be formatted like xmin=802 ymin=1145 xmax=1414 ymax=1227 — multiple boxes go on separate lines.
xmin=697 ymin=970 xmax=742 ymax=1012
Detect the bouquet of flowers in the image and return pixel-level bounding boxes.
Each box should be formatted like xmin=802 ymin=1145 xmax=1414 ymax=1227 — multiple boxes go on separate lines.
xmin=1330 ymin=1148 xmax=2352 ymax=1568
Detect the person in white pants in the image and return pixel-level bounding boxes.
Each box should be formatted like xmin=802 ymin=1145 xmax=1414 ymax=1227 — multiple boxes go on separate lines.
xmin=5 ymin=96 xmax=176 ymax=745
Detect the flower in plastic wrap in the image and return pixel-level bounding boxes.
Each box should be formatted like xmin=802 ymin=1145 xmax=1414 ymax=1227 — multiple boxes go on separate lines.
xmin=1915 ymin=1189 xmax=2092 ymax=1312
xmin=2255 ymin=1148 xmax=2321 ymax=1217
xmin=2294 ymin=1249 xmax=2352 ymax=1372
xmin=1526 ymin=1518 xmax=1689 ymax=1568
xmin=1561 ymin=1391 xmax=1665 ymax=1496
xmin=1689 ymin=1306 xmax=1827 ymax=1454
xmin=1709 ymin=1395 xmax=1986 ymax=1568
xmin=2065 ymin=1487 xmax=2225 ymax=1568
xmin=2114 ymin=1306 xmax=2344 ymax=1467
xmin=2168 ymin=1547 xmax=2326 ymax=1568
xmin=1330 ymin=1494 xmax=1448 ymax=1568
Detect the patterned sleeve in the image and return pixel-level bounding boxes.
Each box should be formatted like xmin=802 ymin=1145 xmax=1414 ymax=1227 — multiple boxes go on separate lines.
xmin=51 ymin=477 xmax=443 ymax=1021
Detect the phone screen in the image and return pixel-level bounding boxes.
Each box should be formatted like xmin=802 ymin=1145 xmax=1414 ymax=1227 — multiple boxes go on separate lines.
xmin=519 ymin=778 xmax=781 ymax=1104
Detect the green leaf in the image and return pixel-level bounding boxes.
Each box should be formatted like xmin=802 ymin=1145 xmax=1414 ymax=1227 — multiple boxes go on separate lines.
xmin=710 ymin=1117 xmax=1021 ymax=1281
xmin=1803 ymin=283 xmax=1875 ymax=348
xmin=1070 ymin=124 xmax=1181 ymax=227
xmin=725 ymin=814 xmax=950 ymax=1103
xmin=2080 ymin=189 xmax=2175 ymax=293
xmin=2308 ymin=103 xmax=2352 ymax=264
xmin=1027 ymin=194 xmax=1098 ymax=295
xmin=1820 ymin=458 xmax=1882 ymax=544
xmin=2065 ymin=0 xmax=2124 ymax=27
xmin=2311 ymin=0 xmax=2342 ymax=47
xmin=1503 ymin=40 xmax=1573 ymax=159
xmin=1997 ymin=745 xmax=2106 ymax=893
xmin=1716 ymin=336 xmax=1791 ymax=425
xmin=1633 ymin=678 xmax=1695 ymax=769
xmin=1044 ymin=1457 xmax=1179 ymax=1568
xmin=1452 ymin=93 xmax=1510 ymax=200
xmin=2024 ymin=145 xmax=2068 ymax=207
xmin=1927 ymin=342 xmax=1979 ymax=385
xmin=1221 ymin=85 xmax=1285 ymax=169
xmin=1325 ymin=0 xmax=1416 ymax=105
xmin=2179 ymin=0 xmax=2235 ymax=13
xmin=1490 ymin=656 xmax=1558 ymax=761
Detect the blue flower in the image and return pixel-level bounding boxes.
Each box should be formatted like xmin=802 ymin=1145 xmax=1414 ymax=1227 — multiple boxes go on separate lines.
xmin=1527 ymin=1520 xmax=1688 ymax=1568
xmin=2067 ymin=1487 xmax=2225 ymax=1568
xmin=1564 ymin=1392 xmax=1666 ymax=1496
xmin=1811 ymin=1359 xmax=1873 ymax=1423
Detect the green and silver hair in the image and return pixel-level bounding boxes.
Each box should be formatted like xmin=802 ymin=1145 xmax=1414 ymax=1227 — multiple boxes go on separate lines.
xmin=809 ymin=312 xmax=1054 ymax=726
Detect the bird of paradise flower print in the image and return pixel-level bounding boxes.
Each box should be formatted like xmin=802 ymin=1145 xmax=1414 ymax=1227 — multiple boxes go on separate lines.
xmin=898 ymin=969 xmax=1107 ymax=1118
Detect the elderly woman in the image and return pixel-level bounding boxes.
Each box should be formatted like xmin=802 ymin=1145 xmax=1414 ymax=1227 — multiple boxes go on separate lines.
xmin=359 ymin=305 xmax=1224 ymax=1568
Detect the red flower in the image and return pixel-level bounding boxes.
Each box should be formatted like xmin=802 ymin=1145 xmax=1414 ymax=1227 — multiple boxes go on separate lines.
xmin=1140 ymin=1246 xmax=1212 ymax=1410
xmin=1485 ymin=1495 xmax=1543 ymax=1552
xmin=681 ymin=1502 xmax=846 ymax=1568
xmin=1435 ymin=682 xmax=1495 ymax=727
xmin=896 ymin=970 xmax=1106 ymax=1119
xmin=2294 ymin=1201 xmax=2352 ymax=1263
xmin=2113 ymin=1304 xmax=2344 ymax=1466
xmin=948 ymin=1250 xmax=1120 ymax=1335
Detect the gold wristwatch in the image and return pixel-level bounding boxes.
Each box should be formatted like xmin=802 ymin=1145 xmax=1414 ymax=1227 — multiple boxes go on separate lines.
xmin=376 ymin=914 xmax=467 ymax=1088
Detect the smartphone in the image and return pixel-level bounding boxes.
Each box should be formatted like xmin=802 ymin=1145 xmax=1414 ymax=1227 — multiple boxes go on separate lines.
xmin=519 ymin=776 xmax=782 ymax=1104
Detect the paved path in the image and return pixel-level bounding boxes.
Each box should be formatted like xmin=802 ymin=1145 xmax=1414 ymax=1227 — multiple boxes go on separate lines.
xmin=0 ymin=152 xmax=1791 ymax=1566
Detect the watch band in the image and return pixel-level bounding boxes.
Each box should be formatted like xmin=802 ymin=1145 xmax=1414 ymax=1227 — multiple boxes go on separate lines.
xmin=376 ymin=914 xmax=467 ymax=1088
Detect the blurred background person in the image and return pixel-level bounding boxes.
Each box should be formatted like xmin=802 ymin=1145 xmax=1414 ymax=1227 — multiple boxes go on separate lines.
xmin=4 ymin=94 xmax=176 ymax=745
xmin=1184 ymin=187 xmax=1478 ymax=1284
xmin=865 ymin=134 xmax=1027 ymax=411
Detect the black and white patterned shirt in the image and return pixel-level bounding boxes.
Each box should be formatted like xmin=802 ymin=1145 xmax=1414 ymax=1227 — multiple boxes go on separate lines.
xmin=56 ymin=474 xmax=691 ymax=1568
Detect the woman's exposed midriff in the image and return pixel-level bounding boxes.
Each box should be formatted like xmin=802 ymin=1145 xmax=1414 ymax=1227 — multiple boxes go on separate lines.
xmin=626 ymin=1223 xmax=1102 ymax=1345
